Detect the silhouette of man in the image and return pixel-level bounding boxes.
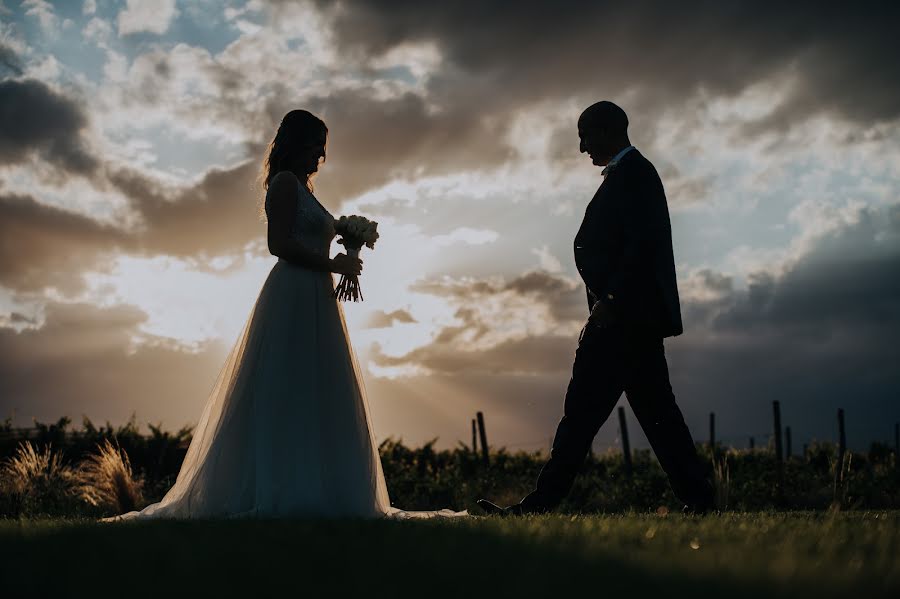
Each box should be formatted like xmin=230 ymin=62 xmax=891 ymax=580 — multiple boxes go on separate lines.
xmin=479 ymin=101 xmax=714 ymax=515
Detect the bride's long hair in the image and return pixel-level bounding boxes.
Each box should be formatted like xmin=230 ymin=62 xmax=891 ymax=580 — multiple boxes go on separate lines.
xmin=258 ymin=110 xmax=327 ymax=219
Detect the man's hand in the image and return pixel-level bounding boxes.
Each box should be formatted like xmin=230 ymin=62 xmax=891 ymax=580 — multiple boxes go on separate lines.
xmin=588 ymin=300 xmax=616 ymax=328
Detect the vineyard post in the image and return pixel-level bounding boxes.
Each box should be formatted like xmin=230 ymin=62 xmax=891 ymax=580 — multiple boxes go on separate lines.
xmin=749 ymin=436 xmax=755 ymax=449
xmin=471 ymin=419 xmax=477 ymax=454
xmin=477 ymin=411 xmax=489 ymax=466
xmin=785 ymin=426 xmax=792 ymax=459
xmin=836 ymin=408 xmax=846 ymax=484
xmin=709 ymin=412 xmax=716 ymax=457
xmin=894 ymin=422 xmax=899 ymax=471
xmin=617 ymin=406 xmax=632 ymax=477
xmin=773 ymin=400 xmax=784 ymax=501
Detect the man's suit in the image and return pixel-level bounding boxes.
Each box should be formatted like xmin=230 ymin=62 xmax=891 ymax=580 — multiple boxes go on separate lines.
xmin=520 ymin=148 xmax=714 ymax=512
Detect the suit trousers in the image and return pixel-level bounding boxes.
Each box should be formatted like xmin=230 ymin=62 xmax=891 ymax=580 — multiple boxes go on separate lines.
xmin=521 ymin=321 xmax=714 ymax=511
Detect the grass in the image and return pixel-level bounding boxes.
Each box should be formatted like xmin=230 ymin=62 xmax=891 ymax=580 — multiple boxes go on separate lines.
xmin=74 ymin=439 xmax=144 ymax=513
xmin=2 ymin=511 xmax=898 ymax=598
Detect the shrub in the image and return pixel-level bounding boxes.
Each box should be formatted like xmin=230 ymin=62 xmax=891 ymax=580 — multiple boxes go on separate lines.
xmin=75 ymin=439 xmax=144 ymax=515
xmin=0 ymin=441 xmax=77 ymax=517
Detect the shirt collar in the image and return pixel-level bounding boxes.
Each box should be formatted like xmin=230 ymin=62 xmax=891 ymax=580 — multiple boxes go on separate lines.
xmin=610 ymin=145 xmax=634 ymax=164
xmin=601 ymin=145 xmax=635 ymax=178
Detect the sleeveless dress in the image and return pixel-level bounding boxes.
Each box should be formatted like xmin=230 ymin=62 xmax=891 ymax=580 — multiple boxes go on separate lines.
xmin=109 ymin=178 xmax=463 ymax=520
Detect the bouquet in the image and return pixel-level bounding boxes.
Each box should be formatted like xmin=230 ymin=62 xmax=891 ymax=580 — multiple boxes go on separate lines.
xmin=333 ymin=215 xmax=379 ymax=302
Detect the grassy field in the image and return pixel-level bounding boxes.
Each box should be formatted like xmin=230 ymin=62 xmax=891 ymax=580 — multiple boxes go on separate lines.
xmin=2 ymin=511 xmax=898 ymax=598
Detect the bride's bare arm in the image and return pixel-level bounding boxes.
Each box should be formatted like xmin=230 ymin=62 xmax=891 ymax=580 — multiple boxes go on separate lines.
xmin=265 ymin=172 xmax=360 ymax=275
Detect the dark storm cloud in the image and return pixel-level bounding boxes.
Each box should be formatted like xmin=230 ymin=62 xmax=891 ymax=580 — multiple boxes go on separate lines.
xmin=312 ymin=0 xmax=900 ymax=132
xmin=0 ymin=301 xmax=228 ymax=429
xmin=670 ymin=206 xmax=900 ymax=447
xmin=0 ymin=78 xmax=99 ymax=175
xmin=692 ymin=205 xmax=900 ymax=336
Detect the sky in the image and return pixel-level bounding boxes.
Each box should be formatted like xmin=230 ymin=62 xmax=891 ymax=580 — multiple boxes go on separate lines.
xmin=1 ymin=0 xmax=899 ymax=452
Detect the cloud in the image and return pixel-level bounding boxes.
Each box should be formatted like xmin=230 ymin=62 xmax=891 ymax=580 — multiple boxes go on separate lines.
xmin=106 ymin=159 xmax=266 ymax=258
xmin=0 ymin=192 xmax=129 ymax=293
xmin=0 ymin=42 xmax=22 ymax=76
xmin=372 ymin=333 xmax=576 ymax=376
xmin=685 ymin=204 xmax=900 ymax=334
xmin=433 ymin=227 xmax=499 ymax=247
xmin=412 ymin=269 xmax=586 ymax=325
xmin=372 ymin=270 xmax=584 ymax=376
xmin=0 ymin=300 xmax=228 ymax=429
xmin=0 ymin=157 xmax=266 ymax=293
xmin=117 ymin=0 xmax=179 ymax=36
xmin=296 ymin=89 xmax=517 ymax=203
xmin=366 ymin=309 xmax=417 ymax=328
xmin=0 ymin=75 xmax=268 ymax=286
xmin=22 ymin=0 xmax=57 ymax=34
xmin=84 ymin=19 xmax=518 ymax=203
xmin=369 ymin=203 xmax=900 ymax=447
xmin=0 ymin=79 xmax=98 ymax=176
xmin=0 ymin=68 xmax=273 ymax=262
xmin=311 ymin=0 xmax=900 ymax=134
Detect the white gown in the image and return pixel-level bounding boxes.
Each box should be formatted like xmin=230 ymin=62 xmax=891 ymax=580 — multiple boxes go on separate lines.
xmin=109 ymin=180 xmax=464 ymax=520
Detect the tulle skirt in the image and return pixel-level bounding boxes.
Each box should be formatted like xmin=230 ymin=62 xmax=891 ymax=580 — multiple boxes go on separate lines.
xmin=112 ymin=259 xmax=393 ymax=519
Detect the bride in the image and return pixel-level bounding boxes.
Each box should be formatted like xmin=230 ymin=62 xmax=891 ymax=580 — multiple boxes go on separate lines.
xmin=109 ymin=110 xmax=462 ymax=520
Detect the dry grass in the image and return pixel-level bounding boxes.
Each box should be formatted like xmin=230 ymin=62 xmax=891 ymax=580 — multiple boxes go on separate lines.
xmin=832 ymin=451 xmax=853 ymax=508
xmin=1 ymin=441 xmax=75 ymax=495
xmin=713 ymin=454 xmax=731 ymax=510
xmin=75 ymin=439 xmax=144 ymax=514
xmin=0 ymin=441 xmax=76 ymax=515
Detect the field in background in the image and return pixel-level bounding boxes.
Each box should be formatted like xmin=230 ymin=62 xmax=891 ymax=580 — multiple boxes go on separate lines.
xmin=2 ymin=512 xmax=898 ymax=598
xmin=2 ymin=415 xmax=900 ymax=518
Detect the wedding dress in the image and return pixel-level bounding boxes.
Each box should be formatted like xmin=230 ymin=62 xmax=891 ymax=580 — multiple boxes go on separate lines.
xmin=109 ymin=179 xmax=464 ymax=520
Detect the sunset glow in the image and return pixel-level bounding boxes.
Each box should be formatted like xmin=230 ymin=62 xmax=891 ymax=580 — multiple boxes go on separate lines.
xmin=1 ymin=0 xmax=898 ymax=452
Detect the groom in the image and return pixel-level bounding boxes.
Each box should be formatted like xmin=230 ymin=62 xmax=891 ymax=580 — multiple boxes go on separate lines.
xmin=479 ymin=101 xmax=714 ymax=515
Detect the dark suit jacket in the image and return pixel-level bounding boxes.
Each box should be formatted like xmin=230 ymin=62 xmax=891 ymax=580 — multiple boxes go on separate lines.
xmin=574 ymin=149 xmax=684 ymax=338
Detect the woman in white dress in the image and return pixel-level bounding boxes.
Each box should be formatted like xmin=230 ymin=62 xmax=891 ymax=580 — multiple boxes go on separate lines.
xmin=110 ymin=110 xmax=459 ymax=520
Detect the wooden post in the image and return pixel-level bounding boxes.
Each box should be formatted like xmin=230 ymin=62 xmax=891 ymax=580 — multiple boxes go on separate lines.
xmin=471 ymin=419 xmax=477 ymax=454
xmin=709 ymin=412 xmax=716 ymax=456
xmin=773 ymin=401 xmax=783 ymax=462
xmin=617 ymin=406 xmax=632 ymax=477
xmin=894 ymin=422 xmax=900 ymax=470
xmin=749 ymin=436 xmax=755 ymax=449
xmin=836 ymin=408 xmax=846 ymax=481
xmin=785 ymin=426 xmax=792 ymax=459
xmin=476 ymin=411 xmax=489 ymax=466
xmin=773 ymin=401 xmax=784 ymax=501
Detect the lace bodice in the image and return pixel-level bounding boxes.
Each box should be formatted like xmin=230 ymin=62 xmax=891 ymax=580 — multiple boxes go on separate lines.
xmin=265 ymin=177 xmax=335 ymax=258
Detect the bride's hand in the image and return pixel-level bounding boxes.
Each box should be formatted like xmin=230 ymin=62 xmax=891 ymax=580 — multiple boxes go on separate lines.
xmin=330 ymin=253 xmax=362 ymax=276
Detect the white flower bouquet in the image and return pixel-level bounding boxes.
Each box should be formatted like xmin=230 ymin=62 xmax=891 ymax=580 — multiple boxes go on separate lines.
xmin=333 ymin=215 xmax=379 ymax=302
